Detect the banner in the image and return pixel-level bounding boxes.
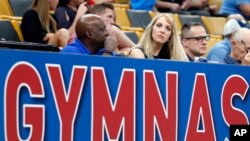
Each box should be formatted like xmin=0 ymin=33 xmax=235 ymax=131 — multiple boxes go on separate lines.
xmin=0 ymin=49 xmax=249 ymax=141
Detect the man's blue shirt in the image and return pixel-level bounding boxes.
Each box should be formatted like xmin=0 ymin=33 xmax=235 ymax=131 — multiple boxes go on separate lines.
xmin=220 ymin=53 xmax=241 ymax=65
xmin=219 ymin=0 xmax=250 ymax=20
xmin=131 ymin=0 xmax=156 ymax=10
xmin=60 ymin=38 xmax=105 ymax=55
xmin=206 ymin=39 xmax=231 ymax=62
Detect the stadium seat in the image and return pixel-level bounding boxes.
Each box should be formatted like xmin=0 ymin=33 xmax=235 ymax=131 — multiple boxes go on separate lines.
xmin=179 ymin=14 xmax=204 ymax=26
xmin=114 ymin=7 xmax=144 ymax=38
xmin=114 ymin=3 xmax=130 ymax=9
xmin=8 ymin=0 xmax=32 ymax=16
xmin=10 ymin=19 xmax=23 ymax=41
xmin=201 ymin=16 xmax=227 ymax=35
xmin=123 ymin=31 xmax=139 ymax=44
xmin=0 ymin=0 xmax=12 ymax=15
xmin=172 ymin=14 xmax=182 ymax=32
xmin=0 ymin=15 xmax=23 ymax=41
xmin=115 ymin=7 xmax=131 ymax=27
xmin=149 ymin=11 xmax=159 ymax=18
xmin=0 ymin=19 xmax=21 ymax=41
xmin=205 ymin=35 xmax=223 ymax=56
xmin=126 ymin=9 xmax=152 ymax=28
xmin=114 ymin=0 xmax=130 ymax=4
xmin=178 ymin=14 xmax=209 ymax=33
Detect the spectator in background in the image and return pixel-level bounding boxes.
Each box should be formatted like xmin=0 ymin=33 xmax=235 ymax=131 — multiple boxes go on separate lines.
xmin=60 ymin=14 xmax=117 ymax=55
xmin=128 ymin=13 xmax=188 ymax=61
xmin=88 ymin=3 xmax=134 ymax=52
xmin=180 ymin=22 xmax=210 ymax=62
xmin=130 ymin=0 xmax=157 ymax=11
xmin=221 ymin=28 xmax=250 ymax=65
xmin=54 ymin=0 xmax=88 ymax=36
xmin=21 ymin=0 xmax=70 ymax=47
xmin=206 ymin=19 xmax=241 ymax=62
xmin=157 ymin=0 xmax=213 ymax=16
xmin=131 ymin=0 xmax=215 ymax=16
xmin=227 ymin=14 xmax=250 ymax=29
xmin=219 ymin=0 xmax=250 ymax=20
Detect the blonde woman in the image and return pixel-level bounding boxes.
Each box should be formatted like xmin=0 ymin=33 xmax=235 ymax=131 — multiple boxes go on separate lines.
xmin=21 ymin=0 xmax=70 ymax=47
xmin=128 ymin=13 xmax=188 ymax=61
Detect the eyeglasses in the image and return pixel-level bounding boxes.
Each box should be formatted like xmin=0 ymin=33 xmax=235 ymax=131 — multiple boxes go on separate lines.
xmin=184 ymin=35 xmax=210 ymax=42
xmin=241 ymin=40 xmax=250 ymax=53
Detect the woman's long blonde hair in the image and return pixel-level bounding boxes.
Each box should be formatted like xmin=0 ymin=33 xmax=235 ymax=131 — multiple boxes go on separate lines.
xmin=30 ymin=0 xmax=57 ymax=33
xmin=136 ymin=13 xmax=188 ymax=61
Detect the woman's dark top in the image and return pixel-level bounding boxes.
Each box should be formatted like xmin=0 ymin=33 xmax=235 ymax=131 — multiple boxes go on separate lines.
xmin=21 ymin=9 xmax=57 ymax=43
xmin=21 ymin=9 xmax=48 ymax=43
xmin=54 ymin=6 xmax=76 ymax=29
xmin=128 ymin=45 xmax=170 ymax=59
xmin=157 ymin=44 xmax=170 ymax=59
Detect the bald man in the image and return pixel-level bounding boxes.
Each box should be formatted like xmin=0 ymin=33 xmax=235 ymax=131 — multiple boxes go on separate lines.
xmin=60 ymin=14 xmax=117 ymax=55
xmin=221 ymin=28 xmax=250 ymax=65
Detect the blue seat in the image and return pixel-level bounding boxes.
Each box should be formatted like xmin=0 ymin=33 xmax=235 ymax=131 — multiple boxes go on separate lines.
xmin=179 ymin=15 xmax=204 ymax=26
xmin=8 ymin=0 xmax=32 ymax=16
xmin=0 ymin=19 xmax=20 ymax=41
xmin=126 ymin=9 xmax=152 ymax=28
xmin=124 ymin=31 xmax=139 ymax=44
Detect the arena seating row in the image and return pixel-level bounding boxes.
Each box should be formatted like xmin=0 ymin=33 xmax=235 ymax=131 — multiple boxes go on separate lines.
xmin=114 ymin=7 xmax=225 ymax=53
xmin=0 ymin=15 xmax=23 ymax=41
xmin=0 ymin=0 xmax=226 ymax=54
xmin=0 ymin=0 xmax=32 ymax=17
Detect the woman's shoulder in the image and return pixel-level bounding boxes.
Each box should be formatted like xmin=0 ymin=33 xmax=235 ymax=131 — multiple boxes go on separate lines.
xmin=23 ymin=9 xmax=39 ymax=17
xmin=127 ymin=46 xmax=146 ymax=58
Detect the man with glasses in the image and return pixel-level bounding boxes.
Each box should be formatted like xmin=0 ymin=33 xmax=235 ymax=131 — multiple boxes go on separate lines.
xmin=221 ymin=28 xmax=250 ymax=65
xmin=180 ymin=22 xmax=210 ymax=62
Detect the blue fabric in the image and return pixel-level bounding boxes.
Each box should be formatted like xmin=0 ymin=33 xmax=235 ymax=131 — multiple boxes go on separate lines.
xmin=219 ymin=0 xmax=250 ymax=20
xmin=206 ymin=39 xmax=231 ymax=62
xmin=60 ymin=38 xmax=115 ymax=56
xmin=60 ymin=38 xmax=103 ymax=55
xmin=220 ymin=53 xmax=241 ymax=65
xmin=130 ymin=0 xmax=156 ymax=10
xmin=54 ymin=6 xmax=76 ymax=29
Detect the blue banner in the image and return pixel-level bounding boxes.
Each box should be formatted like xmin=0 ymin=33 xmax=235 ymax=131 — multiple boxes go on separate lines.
xmin=0 ymin=49 xmax=249 ymax=141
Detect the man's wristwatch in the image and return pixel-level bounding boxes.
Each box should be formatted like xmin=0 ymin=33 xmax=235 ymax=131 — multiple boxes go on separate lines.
xmin=103 ymin=49 xmax=113 ymax=54
xmin=102 ymin=50 xmax=113 ymax=55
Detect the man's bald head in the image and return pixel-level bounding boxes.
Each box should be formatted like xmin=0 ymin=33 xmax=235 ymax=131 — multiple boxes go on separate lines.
xmin=75 ymin=14 xmax=105 ymax=38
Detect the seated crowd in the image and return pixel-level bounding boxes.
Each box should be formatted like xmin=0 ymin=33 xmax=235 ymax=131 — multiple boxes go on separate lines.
xmin=2 ymin=0 xmax=250 ymax=66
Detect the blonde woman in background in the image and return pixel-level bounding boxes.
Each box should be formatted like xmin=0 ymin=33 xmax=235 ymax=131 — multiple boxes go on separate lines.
xmin=128 ymin=13 xmax=188 ymax=61
xmin=21 ymin=0 xmax=70 ymax=47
